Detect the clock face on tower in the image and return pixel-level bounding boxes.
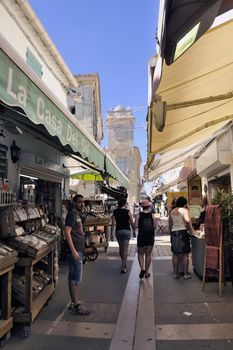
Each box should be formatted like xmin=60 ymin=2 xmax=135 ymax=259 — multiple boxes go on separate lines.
xmin=115 ymin=125 xmax=128 ymax=141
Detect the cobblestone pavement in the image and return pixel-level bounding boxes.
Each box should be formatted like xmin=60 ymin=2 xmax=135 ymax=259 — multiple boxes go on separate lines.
xmin=99 ymin=234 xmax=172 ymax=259
xmin=153 ymin=234 xmax=171 ymax=257
xmin=98 ymin=239 xmax=138 ymax=259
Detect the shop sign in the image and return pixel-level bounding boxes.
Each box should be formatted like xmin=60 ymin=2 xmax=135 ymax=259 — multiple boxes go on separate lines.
xmin=0 ymin=49 xmax=104 ymax=171
xmin=167 ymin=191 xmax=188 ymax=206
xmin=35 ymin=156 xmax=47 ymax=166
xmin=188 ymin=176 xmax=202 ymax=205
xmin=26 ymin=48 xmax=43 ymax=78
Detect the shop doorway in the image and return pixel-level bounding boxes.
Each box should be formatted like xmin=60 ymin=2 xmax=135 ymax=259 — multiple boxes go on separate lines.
xmin=208 ymin=173 xmax=231 ymax=200
xmin=19 ymin=175 xmax=61 ymax=225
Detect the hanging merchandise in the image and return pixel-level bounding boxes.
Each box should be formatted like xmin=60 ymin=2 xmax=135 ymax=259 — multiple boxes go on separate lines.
xmin=19 ymin=176 xmax=62 ymax=226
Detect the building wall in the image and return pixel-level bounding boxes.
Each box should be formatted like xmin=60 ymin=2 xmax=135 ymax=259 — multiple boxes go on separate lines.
xmin=69 ymin=178 xmax=96 ymax=198
xmin=0 ymin=1 xmax=70 ymax=106
xmin=133 ymin=147 xmax=143 ymax=203
xmin=67 ymin=78 xmax=102 ymax=142
xmin=73 ymin=74 xmax=102 ymax=143
xmin=66 ymin=74 xmax=104 ymax=197
xmin=0 ymin=1 xmax=79 ymax=205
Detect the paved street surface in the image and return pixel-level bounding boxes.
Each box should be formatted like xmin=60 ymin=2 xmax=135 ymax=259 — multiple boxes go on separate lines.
xmin=3 ymin=232 xmax=233 ymax=350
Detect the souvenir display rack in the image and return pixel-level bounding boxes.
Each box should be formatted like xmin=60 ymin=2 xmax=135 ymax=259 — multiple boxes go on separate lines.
xmin=0 ymin=204 xmax=60 ymax=337
xmin=83 ymin=199 xmax=111 ymax=252
xmin=0 ymin=244 xmax=18 ymax=346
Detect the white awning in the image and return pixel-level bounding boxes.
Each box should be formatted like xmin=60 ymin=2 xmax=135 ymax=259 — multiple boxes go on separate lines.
xmin=147 ymin=142 xmax=203 ymax=181
xmin=147 ymin=18 xmax=233 ymax=169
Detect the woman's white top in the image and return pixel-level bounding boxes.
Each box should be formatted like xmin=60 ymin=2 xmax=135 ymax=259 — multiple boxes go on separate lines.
xmin=170 ymin=208 xmax=186 ymax=231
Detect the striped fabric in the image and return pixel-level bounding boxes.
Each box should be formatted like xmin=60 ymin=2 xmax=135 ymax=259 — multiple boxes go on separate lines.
xmin=204 ymin=205 xmax=222 ymax=270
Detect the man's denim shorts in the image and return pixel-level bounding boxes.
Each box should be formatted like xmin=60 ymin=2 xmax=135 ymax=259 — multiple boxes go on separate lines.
xmin=68 ymin=252 xmax=83 ymax=285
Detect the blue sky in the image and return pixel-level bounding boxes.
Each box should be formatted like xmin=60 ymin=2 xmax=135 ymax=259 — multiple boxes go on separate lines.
xmin=28 ymin=0 xmax=158 ymax=167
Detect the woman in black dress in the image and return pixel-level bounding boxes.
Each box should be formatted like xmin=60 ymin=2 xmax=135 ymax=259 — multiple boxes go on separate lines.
xmin=111 ymin=198 xmax=135 ymax=273
xmin=135 ymin=199 xmax=157 ymax=278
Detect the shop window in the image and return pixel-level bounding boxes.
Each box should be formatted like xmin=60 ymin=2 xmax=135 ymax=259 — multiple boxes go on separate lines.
xmin=0 ymin=144 xmax=8 ymax=179
xmin=19 ymin=177 xmax=60 ymax=225
xmin=116 ymin=157 xmax=127 ymax=174
xmin=70 ymin=106 xmax=76 ymax=115
xmin=208 ymin=174 xmax=231 ymax=200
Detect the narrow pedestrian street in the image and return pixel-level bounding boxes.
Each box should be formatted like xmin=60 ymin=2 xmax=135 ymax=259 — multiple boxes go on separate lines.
xmin=1 ymin=2 xmax=233 ymax=350
xmin=3 ymin=230 xmax=233 ymax=350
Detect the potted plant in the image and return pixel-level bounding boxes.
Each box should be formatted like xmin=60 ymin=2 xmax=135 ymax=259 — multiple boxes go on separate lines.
xmin=212 ymin=189 xmax=233 ymax=285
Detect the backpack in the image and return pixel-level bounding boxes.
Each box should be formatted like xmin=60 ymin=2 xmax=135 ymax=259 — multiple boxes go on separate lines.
xmin=139 ymin=212 xmax=154 ymax=232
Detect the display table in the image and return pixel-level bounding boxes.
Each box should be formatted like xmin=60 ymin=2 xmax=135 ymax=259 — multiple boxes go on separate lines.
xmin=191 ymin=234 xmax=221 ymax=279
xmin=191 ymin=235 xmax=205 ymax=278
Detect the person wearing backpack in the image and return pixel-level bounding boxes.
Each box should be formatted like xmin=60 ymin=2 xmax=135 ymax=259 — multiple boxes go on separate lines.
xmin=135 ymin=199 xmax=157 ymax=278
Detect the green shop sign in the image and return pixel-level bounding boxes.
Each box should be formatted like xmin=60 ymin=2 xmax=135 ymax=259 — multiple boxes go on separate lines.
xmin=0 ymin=49 xmax=105 ymax=171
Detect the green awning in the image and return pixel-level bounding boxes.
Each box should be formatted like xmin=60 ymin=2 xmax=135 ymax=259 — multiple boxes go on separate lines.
xmin=0 ymin=49 xmax=105 ymax=170
xmin=105 ymin=155 xmax=129 ymax=189
xmin=71 ymin=169 xmax=110 ymax=181
xmin=0 ymin=47 xmax=129 ymax=189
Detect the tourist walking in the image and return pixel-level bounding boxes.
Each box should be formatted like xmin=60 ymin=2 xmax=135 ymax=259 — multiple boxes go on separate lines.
xmin=135 ymin=199 xmax=157 ymax=278
xmin=111 ymin=198 xmax=135 ymax=273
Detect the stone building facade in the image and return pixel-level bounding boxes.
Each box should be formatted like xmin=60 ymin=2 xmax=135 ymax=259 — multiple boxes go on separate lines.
xmin=67 ymin=74 xmax=103 ymax=143
xmin=106 ymin=105 xmax=142 ymax=204
xmin=67 ymin=74 xmax=103 ymax=197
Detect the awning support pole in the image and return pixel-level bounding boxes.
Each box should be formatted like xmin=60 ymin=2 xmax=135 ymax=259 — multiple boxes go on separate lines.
xmin=66 ymin=153 xmax=101 ymax=173
xmin=153 ymin=114 xmax=233 ymax=155
xmin=167 ymin=91 xmax=233 ymax=111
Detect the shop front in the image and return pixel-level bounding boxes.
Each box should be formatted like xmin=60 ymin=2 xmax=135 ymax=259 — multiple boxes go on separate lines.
xmin=190 ymin=126 xmax=233 ymax=279
xmin=19 ymin=150 xmax=69 ymax=225
xmin=146 ymin=9 xmax=233 ymax=292
xmin=0 ymin=37 xmax=129 ymax=195
xmin=0 ymin=33 xmax=128 ymax=338
xmin=196 ymin=126 xmax=233 ymax=199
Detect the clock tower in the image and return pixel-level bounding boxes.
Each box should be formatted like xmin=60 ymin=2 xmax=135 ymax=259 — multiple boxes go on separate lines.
xmin=106 ymin=105 xmax=135 ymax=149
xmin=106 ymin=105 xmax=141 ymax=205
